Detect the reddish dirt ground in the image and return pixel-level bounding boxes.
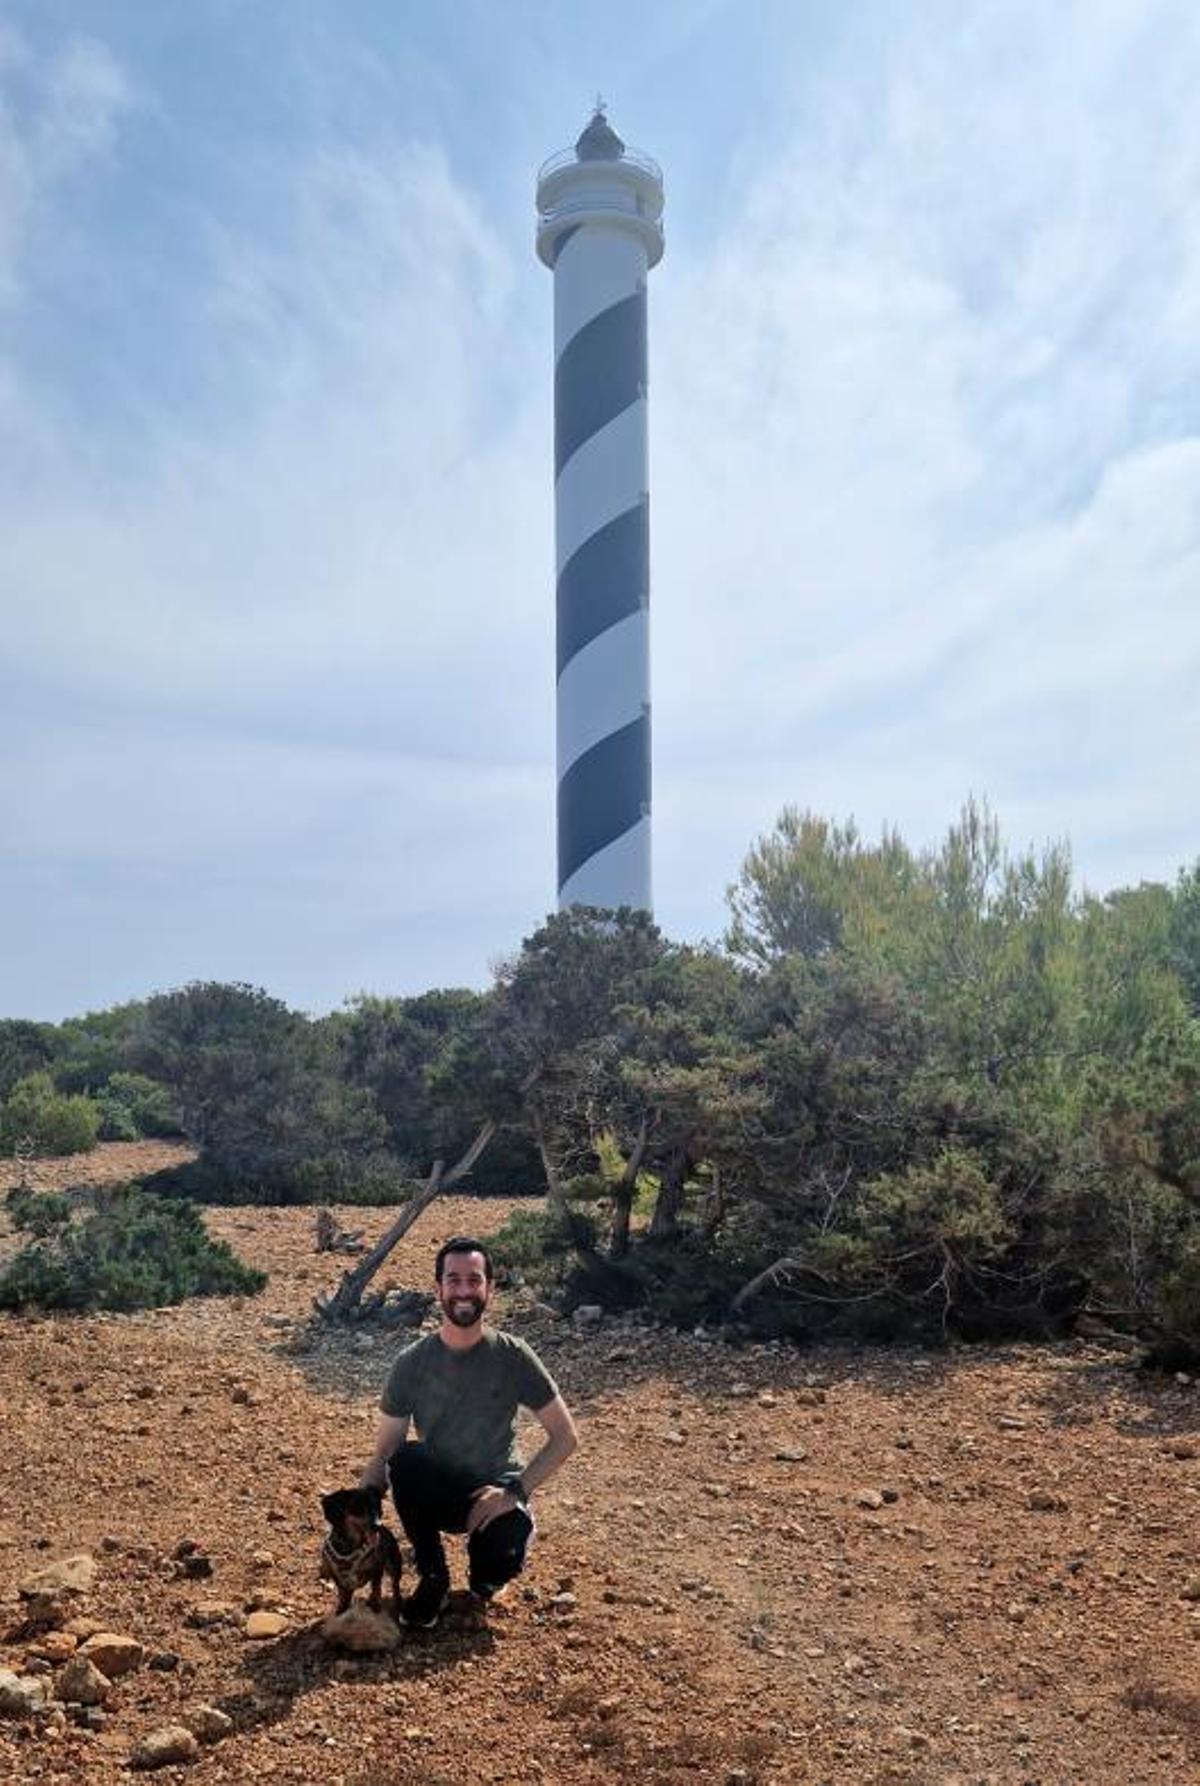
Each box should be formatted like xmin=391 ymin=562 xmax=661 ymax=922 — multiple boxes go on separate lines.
xmin=0 ymin=1142 xmax=1198 ymax=1784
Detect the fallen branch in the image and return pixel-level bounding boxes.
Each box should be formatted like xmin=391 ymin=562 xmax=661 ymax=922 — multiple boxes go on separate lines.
xmin=314 ymin=1119 xmax=496 ymax=1322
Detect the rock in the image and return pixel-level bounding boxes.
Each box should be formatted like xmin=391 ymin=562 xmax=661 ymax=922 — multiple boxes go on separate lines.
xmin=251 ymin=1550 xmax=276 ymax=1569
xmin=775 ymin=1447 xmax=809 ymax=1463
xmin=79 ymin=1633 xmax=144 ymax=1679
xmin=551 ymin=1592 xmax=577 ymax=1611
xmin=28 ymin=1632 xmax=77 ymax=1664
xmin=176 ymin=1552 xmax=214 ymax=1580
xmin=572 ymin=1305 xmax=603 ymax=1328
xmin=997 ymin=1415 xmax=1028 ymax=1430
xmin=796 ymin=1387 xmax=827 ymax=1407
xmin=19 ymin=1554 xmax=97 ymax=1602
xmin=1170 ymin=1442 xmax=1197 ymax=1461
xmin=130 ymin=1725 xmax=201 ymax=1769
xmin=183 ymin=1704 xmax=234 ymax=1743
xmin=881 ymin=1486 xmax=901 ymax=1504
xmin=56 ymin=1655 xmax=113 ymax=1706
xmin=185 ymin=1602 xmax=235 ymax=1629
xmin=244 ymin=1610 xmax=289 ymax=1639
xmin=1180 ymin=1576 xmax=1200 ymax=1602
xmin=0 ymin=1667 xmax=48 ymax=1719
xmin=1027 ymin=1490 xmax=1067 ymax=1512
xmin=856 ymin=1489 xmax=885 ymax=1509
xmin=148 ymin=1651 xmax=181 ymax=1671
xmin=319 ymin=1605 xmax=400 ymax=1653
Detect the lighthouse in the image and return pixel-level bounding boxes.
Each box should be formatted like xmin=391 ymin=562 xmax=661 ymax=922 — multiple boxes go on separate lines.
xmin=536 ymin=107 xmax=665 ymax=912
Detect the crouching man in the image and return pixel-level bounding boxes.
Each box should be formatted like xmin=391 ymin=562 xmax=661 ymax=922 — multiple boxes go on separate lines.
xmin=360 ymin=1235 xmax=578 ymax=1629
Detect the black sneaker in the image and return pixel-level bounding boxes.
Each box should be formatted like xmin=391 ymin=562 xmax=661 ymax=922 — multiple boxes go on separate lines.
xmin=400 ymin=1574 xmax=450 ymax=1630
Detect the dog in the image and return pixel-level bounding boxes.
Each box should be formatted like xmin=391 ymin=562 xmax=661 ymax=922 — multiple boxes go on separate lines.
xmin=319 ymin=1487 xmax=403 ymax=1615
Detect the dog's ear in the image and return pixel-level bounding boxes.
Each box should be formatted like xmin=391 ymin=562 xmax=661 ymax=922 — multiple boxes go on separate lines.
xmin=320 ymin=1491 xmax=343 ymax=1523
xmin=364 ymin=1485 xmax=383 ymax=1520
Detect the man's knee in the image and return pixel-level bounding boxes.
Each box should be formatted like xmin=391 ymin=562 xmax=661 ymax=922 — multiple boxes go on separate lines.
xmin=469 ymin=1507 xmax=533 ymax=1588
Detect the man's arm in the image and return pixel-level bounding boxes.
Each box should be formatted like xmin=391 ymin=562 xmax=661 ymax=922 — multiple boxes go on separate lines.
xmin=359 ymin=1413 xmax=410 ymax=1491
xmin=465 ymin=1394 xmax=578 ymax=1533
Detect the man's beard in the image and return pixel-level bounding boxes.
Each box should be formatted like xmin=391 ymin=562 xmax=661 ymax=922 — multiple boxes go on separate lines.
xmin=442 ymin=1294 xmax=486 ymax=1328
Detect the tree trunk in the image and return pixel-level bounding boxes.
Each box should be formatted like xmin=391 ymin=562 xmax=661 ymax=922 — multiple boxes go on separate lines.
xmin=315 ymin=1119 xmax=496 ymax=1321
xmin=648 ymin=1145 xmax=689 ymax=1241
xmin=609 ymin=1116 xmax=649 ymax=1259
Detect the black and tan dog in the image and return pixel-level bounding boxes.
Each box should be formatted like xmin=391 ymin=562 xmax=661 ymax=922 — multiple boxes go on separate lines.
xmin=319 ymin=1487 xmax=403 ymax=1615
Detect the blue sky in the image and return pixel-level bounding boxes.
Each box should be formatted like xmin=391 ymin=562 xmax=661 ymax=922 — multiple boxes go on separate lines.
xmin=2 ymin=0 xmax=1198 ymax=1020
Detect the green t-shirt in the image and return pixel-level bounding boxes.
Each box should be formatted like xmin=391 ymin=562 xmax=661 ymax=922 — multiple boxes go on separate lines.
xmin=380 ymin=1329 xmax=559 ymax=1483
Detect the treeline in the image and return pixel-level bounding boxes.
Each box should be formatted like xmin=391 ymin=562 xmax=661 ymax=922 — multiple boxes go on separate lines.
xmin=3 ymin=800 xmax=1198 ymax=1353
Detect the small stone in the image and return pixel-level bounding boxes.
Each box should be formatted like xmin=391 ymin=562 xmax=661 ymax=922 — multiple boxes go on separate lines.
xmin=662 ymin=1430 xmax=686 ymax=1446
xmin=881 ymin=1486 xmax=901 ymax=1504
xmin=251 ymin=1550 xmax=276 ymax=1569
xmin=0 ymin=1667 xmax=48 ymax=1719
xmin=183 ymin=1705 xmax=234 ymax=1743
xmin=244 ymin=1610 xmax=289 ymax=1639
xmin=130 ymin=1724 xmax=201 ymax=1769
xmin=18 ymin=1554 xmax=97 ymax=1603
xmin=551 ymin=1592 xmax=577 ymax=1612
xmin=1180 ymin=1577 xmax=1200 ymax=1602
xmin=998 ymin=1416 xmax=1027 ymax=1431
xmin=79 ymin=1633 xmax=144 ymax=1679
xmin=177 ymin=1553 xmax=214 ymax=1580
xmin=856 ymin=1489 xmax=884 ymax=1509
xmin=148 ymin=1651 xmax=180 ymax=1671
xmin=56 ymin=1655 xmax=112 ymax=1706
xmin=572 ymin=1305 xmax=603 ymax=1328
xmin=185 ymin=1602 xmax=235 ymax=1629
xmin=1027 ymin=1490 xmax=1066 ymax=1512
xmin=1170 ymin=1442 xmax=1197 ymax=1461
xmin=796 ymin=1388 xmax=826 ymax=1407
xmin=775 ymin=1447 xmax=808 ymax=1463
xmin=28 ymin=1633 xmax=77 ymax=1664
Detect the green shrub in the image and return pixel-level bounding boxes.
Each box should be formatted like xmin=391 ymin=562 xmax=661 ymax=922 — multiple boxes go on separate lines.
xmin=91 ymin=1071 xmax=183 ymax=1141
xmin=0 ymin=1186 xmax=266 ymax=1313
xmin=139 ymin=1150 xmax=408 ymax=1207
xmin=488 ymin=1203 xmax=584 ymax=1296
xmin=5 ymin=1187 xmax=73 ymax=1238
xmin=0 ymin=1073 xmax=100 ymax=1156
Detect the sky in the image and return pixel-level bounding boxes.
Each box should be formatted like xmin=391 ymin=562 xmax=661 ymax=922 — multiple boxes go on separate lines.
xmin=2 ymin=0 xmax=1198 ymax=1021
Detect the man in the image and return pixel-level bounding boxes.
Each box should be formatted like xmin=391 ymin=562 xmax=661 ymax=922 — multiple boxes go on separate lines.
xmin=360 ymin=1235 xmax=578 ymax=1629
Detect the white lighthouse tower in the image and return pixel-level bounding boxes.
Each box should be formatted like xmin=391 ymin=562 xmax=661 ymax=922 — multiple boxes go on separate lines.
xmin=536 ymin=106 xmax=665 ymax=912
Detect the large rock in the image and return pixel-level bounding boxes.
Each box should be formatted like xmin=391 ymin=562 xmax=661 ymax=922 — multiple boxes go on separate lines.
xmin=0 ymin=1667 xmax=49 ymax=1719
xmin=130 ymin=1725 xmax=201 ymax=1769
xmin=244 ymin=1610 xmax=289 ymax=1640
xmin=79 ymin=1633 xmax=144 ymax=1679
xmin=319 ymin=1605 xmax=400 ymax=1653
xmin=56 ymin=1655 xmax=112 ymax=1706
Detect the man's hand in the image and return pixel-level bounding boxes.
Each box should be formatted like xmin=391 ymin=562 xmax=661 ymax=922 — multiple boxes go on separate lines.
xmin=466 ymin=1484 xmax=519 ymax=1535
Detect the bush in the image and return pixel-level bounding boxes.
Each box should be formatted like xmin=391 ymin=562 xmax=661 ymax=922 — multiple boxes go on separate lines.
xmin=139 ymin=1150 xmax=410 ymax=1207
xmin=0 ymin=1072 xmax=100 ymax=1156
xmin=95 ymin=1072 xmax=183 ymax=1141
xmin=0 ymin=1186 xmax=267 ymax=1312
xmin=5 ymin=1187 xmax=73 ymax=1238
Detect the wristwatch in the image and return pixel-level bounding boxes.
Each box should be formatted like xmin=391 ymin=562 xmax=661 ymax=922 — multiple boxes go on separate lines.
xmin=500 ymin=1473 xmax=529 ymax=1506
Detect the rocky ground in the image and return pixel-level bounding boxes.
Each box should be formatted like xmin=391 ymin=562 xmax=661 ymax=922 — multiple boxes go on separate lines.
xmin=0 ymin=1142 xmax=1198 ymax=1785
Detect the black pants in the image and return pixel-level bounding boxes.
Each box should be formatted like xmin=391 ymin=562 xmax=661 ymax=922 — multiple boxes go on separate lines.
xmin=388 ymin=1443 xmax=534 ymax=1594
